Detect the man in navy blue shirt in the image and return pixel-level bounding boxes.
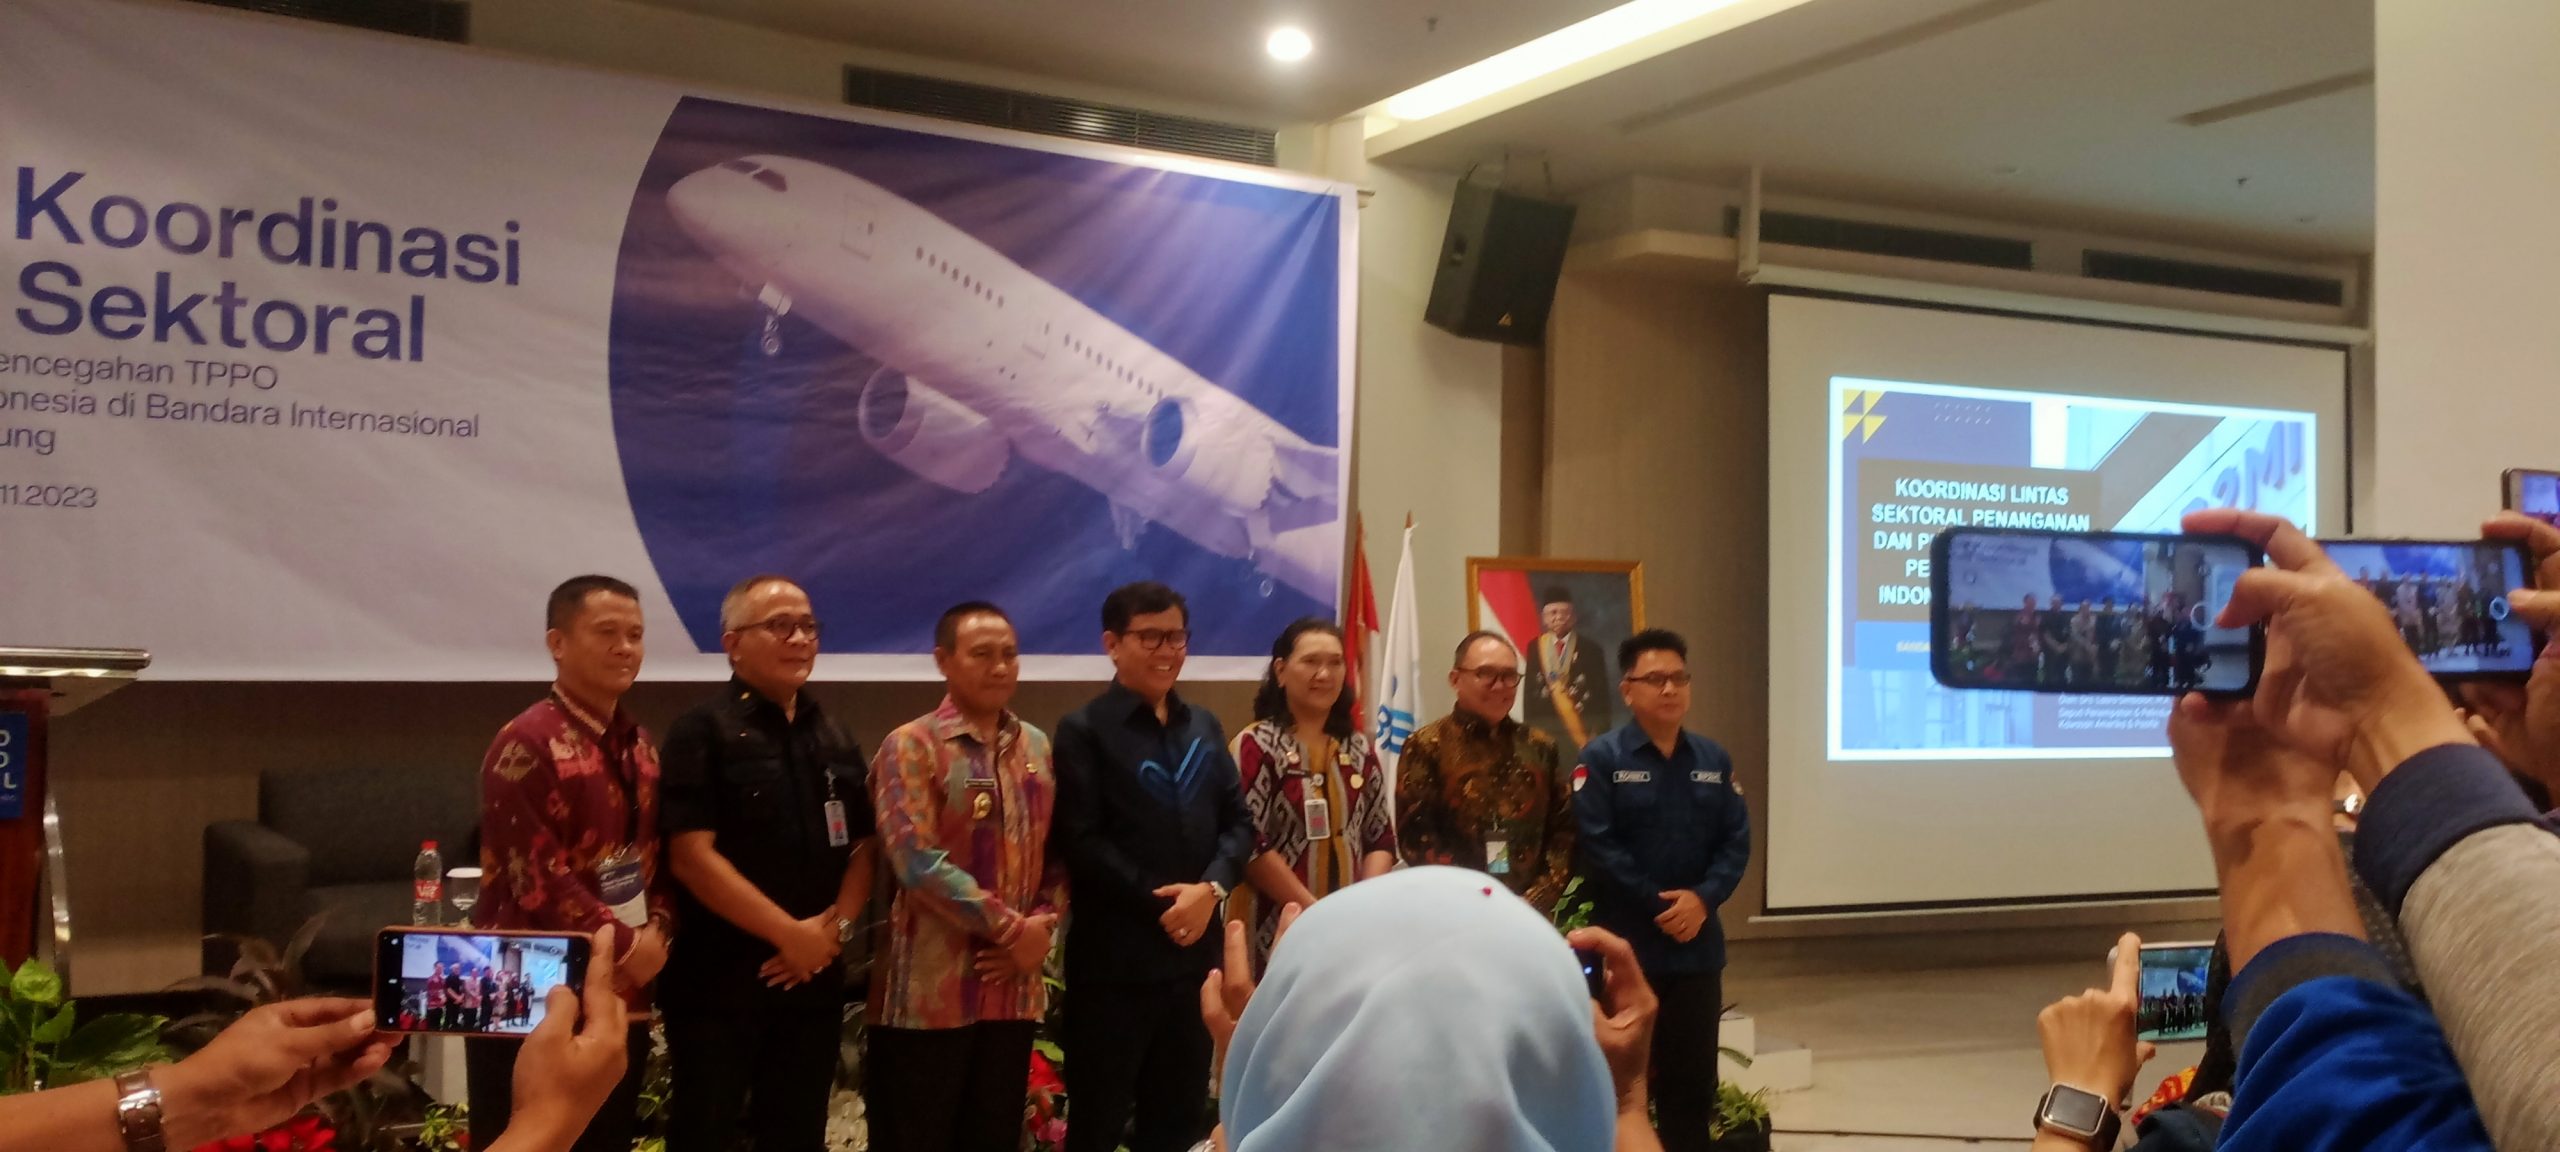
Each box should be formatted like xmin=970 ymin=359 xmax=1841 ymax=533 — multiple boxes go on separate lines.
xmin=1052 ymin=581 xmax=1256 ymax=1152
xmin=1574 ymin=628 xmax=1750 ymax=1152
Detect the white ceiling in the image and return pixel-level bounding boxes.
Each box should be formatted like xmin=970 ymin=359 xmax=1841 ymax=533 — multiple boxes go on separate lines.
xmin=617 ymin=0 xmax=1629 ymax=123
xmin=1377 ymin=0 xmax=2377 ymax=258
xmin=623 ymin=0 xmax=2376 ymax=258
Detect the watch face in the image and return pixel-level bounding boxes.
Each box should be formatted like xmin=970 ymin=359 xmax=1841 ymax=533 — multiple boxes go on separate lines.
xmin=2045 ymin=1085 xmax=2108 ymax=1133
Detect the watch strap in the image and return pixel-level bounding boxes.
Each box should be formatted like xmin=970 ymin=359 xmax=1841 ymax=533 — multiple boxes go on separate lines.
xmin=113 ymin=1068 xmax=167 ymax=1152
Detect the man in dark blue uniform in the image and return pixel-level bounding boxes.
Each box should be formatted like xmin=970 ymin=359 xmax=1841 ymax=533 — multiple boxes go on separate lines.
xmin=1052 ymin=581 xmax=1256 ymax=1152
xmin=1573 ymin=628 xmax=1751 ymax=1152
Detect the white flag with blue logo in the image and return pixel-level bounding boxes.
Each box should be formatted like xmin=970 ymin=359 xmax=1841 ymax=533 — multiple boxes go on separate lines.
xmin=1375 ymin=523 xmax=1422 ymax=817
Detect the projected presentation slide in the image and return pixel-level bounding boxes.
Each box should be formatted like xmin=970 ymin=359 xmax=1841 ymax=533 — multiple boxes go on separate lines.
xmin=1831 ymin=377 xmax=2315 ymax=759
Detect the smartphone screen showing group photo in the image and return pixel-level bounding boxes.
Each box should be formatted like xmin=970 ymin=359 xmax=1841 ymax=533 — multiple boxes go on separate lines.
xmin=2136 ymin=942 xmax=2216 ymax=1042
xmin=2509 ymin=469 xmax=2559 ymax=529
xmin=2321 ymin=540 xmax=2538 ymax=678
xmin=1931 ymin=529 xmax=2262 ymax=695
xmin=376 ymin=928 xmax=587 ymax=1037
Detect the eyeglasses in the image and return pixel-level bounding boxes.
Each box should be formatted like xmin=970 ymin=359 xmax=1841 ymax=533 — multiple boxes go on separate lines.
xmin=1623 ymin=672 xmax=1693 ymax=692
xmin=1123 ymin=628 xmax=1190 ymax=652
xmin=1458 ymin=666 xmax=1523 ymax=689
xmin=738 ymin=616 xmax=822 ymax=641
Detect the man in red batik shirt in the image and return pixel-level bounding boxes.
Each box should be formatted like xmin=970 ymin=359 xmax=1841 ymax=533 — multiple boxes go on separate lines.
xmin=465 ymin=575 xmax=673 ymax=1152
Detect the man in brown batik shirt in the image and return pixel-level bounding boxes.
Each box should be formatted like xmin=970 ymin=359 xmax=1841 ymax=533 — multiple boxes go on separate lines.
xmin=1394 ymin=630 xmax=1575 ymax=914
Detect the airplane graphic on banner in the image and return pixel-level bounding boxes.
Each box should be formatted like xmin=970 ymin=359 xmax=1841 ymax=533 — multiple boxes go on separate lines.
xmin=666 ymin=154 xmax=1342 ymax=604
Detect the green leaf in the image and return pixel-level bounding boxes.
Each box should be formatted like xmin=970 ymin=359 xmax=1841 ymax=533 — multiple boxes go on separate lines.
xmin=52 ymin=1014 xmax=170 ymax=1078
xmin=0 ymin=999 xmax=30 ymax=1051
xmin=31 ymin=1004 xmax=73 ymax=1045
xmin=9 ymin=961 xmax=61 ymax=1009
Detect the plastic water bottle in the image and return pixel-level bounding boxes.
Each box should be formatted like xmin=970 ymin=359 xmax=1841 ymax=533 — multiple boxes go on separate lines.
xmin=412 ymin=840 xmax=444 ymax=926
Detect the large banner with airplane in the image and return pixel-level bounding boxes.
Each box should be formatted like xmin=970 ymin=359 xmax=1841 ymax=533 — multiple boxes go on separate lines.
xmin=0 ymin=0 xmax=1354 ymax=681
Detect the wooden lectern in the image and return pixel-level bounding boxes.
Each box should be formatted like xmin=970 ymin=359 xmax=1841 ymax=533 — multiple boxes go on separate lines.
xmin=0 ymin=646 xmax=149 ymax=985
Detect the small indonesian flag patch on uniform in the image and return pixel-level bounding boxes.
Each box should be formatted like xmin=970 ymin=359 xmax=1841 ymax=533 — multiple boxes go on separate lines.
xmin=1571 ymin=765 xmax=1588 ymax=792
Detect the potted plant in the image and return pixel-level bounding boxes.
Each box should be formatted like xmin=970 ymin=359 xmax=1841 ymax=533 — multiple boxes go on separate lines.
xmin=0 ymin=957 xmax=172 ymax=1094
xmin=1707 ymin=1076 xmax=1774 ymax=1152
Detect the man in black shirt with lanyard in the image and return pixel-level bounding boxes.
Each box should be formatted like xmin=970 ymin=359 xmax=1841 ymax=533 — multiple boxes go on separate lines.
xmin=1053 ymin=581 xmax=1256 ymax=1152
xmin=660 ymin=575 xmax=878 ymax=1152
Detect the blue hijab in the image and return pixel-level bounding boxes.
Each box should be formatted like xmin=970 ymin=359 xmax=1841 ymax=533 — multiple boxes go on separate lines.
xmin=1219 ymin=866 xmax=1617 ymax=1152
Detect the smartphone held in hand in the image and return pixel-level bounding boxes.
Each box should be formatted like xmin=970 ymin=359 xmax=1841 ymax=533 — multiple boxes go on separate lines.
xmin=2120 ymin=940 xmax=2215 ymax=1043
xmin=1929 ymin=528 xmax=2263 ymax=696
xmin=2503 ymin=467 xmax=2559 ymax=529
xmin=374 ymin=926 xmax=591 ymax=1038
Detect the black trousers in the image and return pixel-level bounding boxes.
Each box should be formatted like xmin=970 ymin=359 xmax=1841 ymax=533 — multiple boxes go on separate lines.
xmin=464 ymin=1024 xmax=653 ymax=1152
xmin=664 ymin=973 xmax=843 ymax=1152
xmin=865 ymin=1021 xmax=1038 ymax=1152
xmin=1061 ymin=978 xmax=1210 ymax=1152
xmin=1650 ymin=969 xmax=1723 ymax=1152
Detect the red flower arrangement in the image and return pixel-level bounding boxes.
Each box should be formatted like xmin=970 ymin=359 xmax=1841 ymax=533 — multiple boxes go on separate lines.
xmin=1025 ymin=1047 xmax=1068 ymax=1151
xmin=189 ymin=1113 xmax=336 ymax=1152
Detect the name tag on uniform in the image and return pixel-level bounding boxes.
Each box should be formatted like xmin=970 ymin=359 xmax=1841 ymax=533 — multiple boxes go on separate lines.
xmin=1303 ymin=795 xmax=1333 ymax=841
xmin=824 ymin=799 xmax=850 ymax=847
xmin=1486 ymin=839 xmax=1511 ymax=875
xmin=596 ymin=853 xmax=649 ymax=928
xmin=1614 ymin=770 xmax=1651 ymax=784
xmin=1692 ymin=770 xmax=1724 ymax=785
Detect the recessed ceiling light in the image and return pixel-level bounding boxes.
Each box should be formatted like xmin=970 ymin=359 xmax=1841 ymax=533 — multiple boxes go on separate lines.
xmin=1373 ymin=0 xmax=1788 ymax=124
xmin=1267 ymin=27 xmax=1314 ymax=62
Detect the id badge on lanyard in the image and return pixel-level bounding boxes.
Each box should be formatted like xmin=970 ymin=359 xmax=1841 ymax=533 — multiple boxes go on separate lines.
xmin=1303 ymin=793 xmax=1334 ymax=841
xmin=597 ymin=851 xmax=649 ymax=928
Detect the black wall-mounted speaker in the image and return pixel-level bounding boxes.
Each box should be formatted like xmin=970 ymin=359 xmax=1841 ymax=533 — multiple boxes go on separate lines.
xmin=1423 ymin=182 xmax=1577 ymax=346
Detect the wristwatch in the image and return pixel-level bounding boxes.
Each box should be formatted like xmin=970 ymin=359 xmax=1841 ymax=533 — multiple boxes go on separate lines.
xmin=829 ymin=911 xmax=855 ymax=946
xmin=114 ymin=1068 xmax=167 ymax=1152
xmin=2033 ymin=1083 xmax=2120 ymax=1149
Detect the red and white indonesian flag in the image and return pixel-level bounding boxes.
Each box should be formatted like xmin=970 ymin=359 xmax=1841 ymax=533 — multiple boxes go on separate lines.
xmin=1473 ymin=566 xmax=1546 ymax=724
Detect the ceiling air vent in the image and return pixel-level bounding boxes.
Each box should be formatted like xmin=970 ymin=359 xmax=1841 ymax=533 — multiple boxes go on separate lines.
xmin=846 ymin=67 xmax=1277 ymax=167
xmin=1724 ymin=207 xmax=2033 ymax=271
xmin=2081 ymin=250 xmax=2346 ymax=307
xmin=186 ymin=0 xmax=468 ymax=41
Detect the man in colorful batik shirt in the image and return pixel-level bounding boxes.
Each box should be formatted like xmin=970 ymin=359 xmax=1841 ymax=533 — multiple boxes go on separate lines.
xmin=466 ymin=574 xmax=671 ymax=1152
xmin=1395 ymin=631 xmax=1575 ymax=915
xmin=866 ymin=602 xmax=1065 ymax=1152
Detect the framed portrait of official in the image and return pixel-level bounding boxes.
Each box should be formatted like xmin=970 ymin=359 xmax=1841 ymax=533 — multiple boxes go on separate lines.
xmin=1464 ymin=558 xmax=1646 ymax=757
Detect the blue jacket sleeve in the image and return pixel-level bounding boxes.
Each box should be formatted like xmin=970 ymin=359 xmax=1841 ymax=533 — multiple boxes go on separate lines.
xmin=1203 ymin=717 xmax=1254 ymax=893
xmin=2218 ymin=942 xmax=2492 ymax=1152
xmin=1572 ymin=739 xmax=1661 ymax=914
xmin=1690 ymin=742 xmax=1750 ymax=909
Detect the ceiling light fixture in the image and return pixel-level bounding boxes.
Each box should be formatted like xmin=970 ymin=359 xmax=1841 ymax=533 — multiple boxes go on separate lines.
xmin=1267 ymin=26 xmax=1314 ymax=62
xmin=1373 ymin=0 xmax=1770 ymax=125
